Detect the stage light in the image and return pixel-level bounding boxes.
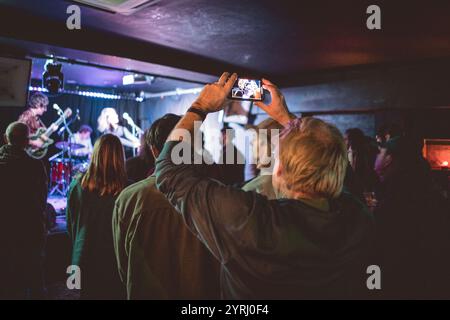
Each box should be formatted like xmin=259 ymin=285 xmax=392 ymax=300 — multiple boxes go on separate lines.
xmin=443 ymin=161 xmax=449 ymax=167
xmin=123 ymin=75 xmax=135 ymax=85
xmin=123 ymin=74 xmax=155 ymax=86
xmin=42 ymin=60 xmax=64 ymax=95
xmin=29 ymin=86 xmax=48 ymax=92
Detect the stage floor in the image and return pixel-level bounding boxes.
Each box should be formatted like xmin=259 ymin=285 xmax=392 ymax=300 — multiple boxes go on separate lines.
xmin=48 ymin=195 xmax=67 ymax=214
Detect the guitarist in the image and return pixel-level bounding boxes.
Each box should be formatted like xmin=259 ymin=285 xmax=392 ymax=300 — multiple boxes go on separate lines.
xmin=18 ymin=93 xmax=57 ymax=149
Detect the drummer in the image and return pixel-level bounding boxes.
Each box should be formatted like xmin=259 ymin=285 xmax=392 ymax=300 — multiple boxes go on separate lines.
xmin=70 ymin=124 xmax=93 ymax=159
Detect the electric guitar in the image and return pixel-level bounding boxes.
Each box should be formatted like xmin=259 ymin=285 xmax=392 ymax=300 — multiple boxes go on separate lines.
xmin=26 ymin=108 xmax=73 ymax=159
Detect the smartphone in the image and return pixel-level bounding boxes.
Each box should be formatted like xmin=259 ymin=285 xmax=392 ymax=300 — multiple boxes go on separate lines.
xmin=228 ymin=78 xmax=264 ymax=101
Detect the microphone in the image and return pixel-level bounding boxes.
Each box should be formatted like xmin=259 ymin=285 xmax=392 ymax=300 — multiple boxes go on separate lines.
xmin=123 ymin=112 xmax=143 ymax=134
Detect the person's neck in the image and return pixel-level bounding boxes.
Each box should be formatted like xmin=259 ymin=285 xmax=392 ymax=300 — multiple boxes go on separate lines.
xmin=280 ymin=188 xmax=330 ymax=212
xmin=297 ymin=197 xmax=330 ymax=212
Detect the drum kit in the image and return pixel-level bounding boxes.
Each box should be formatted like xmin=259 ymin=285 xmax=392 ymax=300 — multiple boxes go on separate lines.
xmin=48 ymin=141 xmax=90 ymax=196
xmin=47 ymin=107 xmax=90 ymax=197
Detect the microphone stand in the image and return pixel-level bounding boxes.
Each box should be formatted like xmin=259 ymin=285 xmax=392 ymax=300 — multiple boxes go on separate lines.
xmin=132 ymin=126 xmax=136 ymax=157
xmin=124 ymin=116 xmax=143 ymax=157
xmin=49 ymin=113 xmax=74 ymax=197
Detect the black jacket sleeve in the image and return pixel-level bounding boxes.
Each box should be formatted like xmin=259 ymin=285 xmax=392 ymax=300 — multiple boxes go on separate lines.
xmin=155 ymin=141 xmax=271 ymax=263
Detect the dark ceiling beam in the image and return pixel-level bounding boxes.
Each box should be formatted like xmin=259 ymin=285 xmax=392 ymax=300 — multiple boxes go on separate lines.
xmin=279 ymin=56 xmax=450 ymax=88
xmin=0 ymin=5 xmax=262 ymax=82
xmin=0 ymin=37 xmax=219 ymax=85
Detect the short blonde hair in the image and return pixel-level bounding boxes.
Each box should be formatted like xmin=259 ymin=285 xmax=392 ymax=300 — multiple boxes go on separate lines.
xmin=278 ymin=117 xmax=348 ymax=199
xmin=97 ymin=107 xmax=117 ymax=133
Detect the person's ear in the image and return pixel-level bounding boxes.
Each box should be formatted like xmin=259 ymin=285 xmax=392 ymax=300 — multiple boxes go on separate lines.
xmin=151 ymin=145 xmax=160 ymax=159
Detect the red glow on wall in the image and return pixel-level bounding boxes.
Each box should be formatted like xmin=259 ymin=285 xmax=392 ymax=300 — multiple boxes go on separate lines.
xmin=423 ymin=139 xmax=450 ymax=170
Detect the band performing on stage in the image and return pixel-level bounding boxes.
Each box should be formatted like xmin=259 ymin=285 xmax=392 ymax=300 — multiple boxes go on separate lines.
xmin=18 ymin=93 xmax=143 ymax=197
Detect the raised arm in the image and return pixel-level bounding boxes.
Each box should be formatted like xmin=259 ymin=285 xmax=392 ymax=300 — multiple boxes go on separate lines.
xmin=155 ymin=72 xmax=293 ymax=262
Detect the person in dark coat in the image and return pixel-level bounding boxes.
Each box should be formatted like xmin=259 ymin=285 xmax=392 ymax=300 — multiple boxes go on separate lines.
xmin=113 ymin=114 xmax=221 ymax=299
xmin=344 ymin=128 xmax=379 ymax=198
xmin=155 ymin=74 xmax=375 ymax=299
xmin=0 ymin=122 xmax=48 ymax=299
xmin=125 ymin=130 xmax=155 ymax=183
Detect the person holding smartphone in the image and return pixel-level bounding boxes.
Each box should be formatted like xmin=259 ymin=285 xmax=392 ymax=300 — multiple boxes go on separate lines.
xmin=155 ymin=73 xmax=375 ymax=299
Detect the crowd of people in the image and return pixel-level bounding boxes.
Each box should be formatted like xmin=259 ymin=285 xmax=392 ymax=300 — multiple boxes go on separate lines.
xmin=1 ymin=73 xmax=449 ymax=299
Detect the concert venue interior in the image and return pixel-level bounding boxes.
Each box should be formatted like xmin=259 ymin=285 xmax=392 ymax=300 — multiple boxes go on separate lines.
xmin=0 ymin=0 xmax=450 ymax=302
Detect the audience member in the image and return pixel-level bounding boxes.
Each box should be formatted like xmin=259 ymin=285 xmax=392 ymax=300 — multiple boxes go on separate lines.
xmin=113 ymin=114 xmax=221 ymax=299
xmin=242 ymin=118 xmax=284 ymax=199
xmin=155 ymin=74 xmax=375 ymax=299
xmin=66 ymin=134 xmax=127 ymax=299
xmin=344 ymin=128 xmax=379 ymax=197
xmin=125 ymin=130 xmax=155 ymax=183
xmin=0 ymin=122 xmax=48 ymax=299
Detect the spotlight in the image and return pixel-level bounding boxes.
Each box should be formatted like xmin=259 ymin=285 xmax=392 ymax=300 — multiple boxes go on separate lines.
xmin=42 ymin=60 xmax=64 ymax=95
xmin=122 ymin=74 xmax=155 ymax=86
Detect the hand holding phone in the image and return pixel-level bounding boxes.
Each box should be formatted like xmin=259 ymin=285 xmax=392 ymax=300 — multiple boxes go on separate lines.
xmin=254 ymin=78 xmax=293 ymax=126
xmin=192 ymin=72 xmax=238 ymax=113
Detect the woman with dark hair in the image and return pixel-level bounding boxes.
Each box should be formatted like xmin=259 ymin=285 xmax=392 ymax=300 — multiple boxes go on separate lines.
xmin=66 ymin=134 xmax=127 ymax=299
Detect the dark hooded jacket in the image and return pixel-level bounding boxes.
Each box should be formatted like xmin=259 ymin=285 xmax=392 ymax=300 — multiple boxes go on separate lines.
xmin=0 ymin=144 xmax=47 ymax=298
xmin=0 ymin=144 xmax=47 ymax=241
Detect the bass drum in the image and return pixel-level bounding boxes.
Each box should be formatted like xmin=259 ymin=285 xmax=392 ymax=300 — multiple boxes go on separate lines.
xmin=50 ymin=159 xmax=73 ymax=185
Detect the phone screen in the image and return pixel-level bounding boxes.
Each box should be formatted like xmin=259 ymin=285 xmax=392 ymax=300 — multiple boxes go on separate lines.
xmin=229 ymin=78 xmax=264 ymax=101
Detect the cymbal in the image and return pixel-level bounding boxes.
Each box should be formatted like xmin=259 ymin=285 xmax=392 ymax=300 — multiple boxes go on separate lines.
xmin=55 ymin=141 xmax=84 ymax=150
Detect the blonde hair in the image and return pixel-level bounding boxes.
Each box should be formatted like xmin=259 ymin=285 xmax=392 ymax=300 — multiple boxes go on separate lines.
xmin=278 ymin=117 xmax=348 ymax=199
xmin=81 ymin=134 xmax=127 ymax=196
xmin=97 ymin=108 xmax=117 ymax=133
xmin=251 ymin=118 xmax=284 ymax=169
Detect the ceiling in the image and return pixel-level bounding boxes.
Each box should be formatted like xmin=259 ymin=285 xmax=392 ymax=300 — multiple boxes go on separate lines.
xmin=0 ymin=0 xmax=449 ymax=86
